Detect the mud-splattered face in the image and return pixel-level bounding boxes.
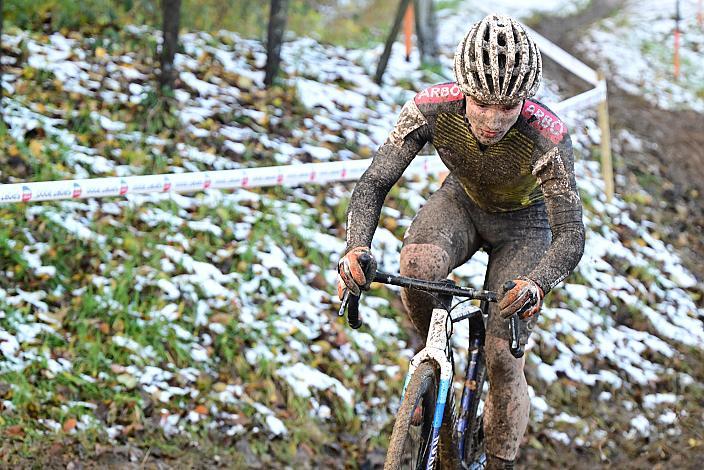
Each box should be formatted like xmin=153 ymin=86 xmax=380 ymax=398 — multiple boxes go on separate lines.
xmin=465 ymin=97 xmax=522 ymax=146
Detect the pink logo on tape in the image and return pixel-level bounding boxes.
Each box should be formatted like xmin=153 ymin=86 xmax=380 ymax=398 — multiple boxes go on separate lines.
xmin=119 ymin=179 xmax=128 ymax=195
xmin=163 ymin=177 xmax=171 ymax=192
xmin=72 ymin=183 xmax=82 ymax=198
xmin=415 ymin=83 xmax=464 ymax=105
xmin=522 ymin=100 xmax=567 ymax=144
xmin=21 ymin=186 xmax=32 ymax=202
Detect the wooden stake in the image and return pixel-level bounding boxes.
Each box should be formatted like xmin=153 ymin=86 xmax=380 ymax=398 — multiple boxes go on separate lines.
xmin=597 ymin=72 xmax=614 ymax=202
xmin=674 ymin=0 xmax=681 ymax=80
xmin=375 ymin=0 xmax=413 ymax=84
xmin=674 ymin=29 xmax=681 ymax=80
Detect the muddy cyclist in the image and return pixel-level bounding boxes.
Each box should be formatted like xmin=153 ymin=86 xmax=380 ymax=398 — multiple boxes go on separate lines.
xmin=337 ymin=14 xmax=585 ymax=469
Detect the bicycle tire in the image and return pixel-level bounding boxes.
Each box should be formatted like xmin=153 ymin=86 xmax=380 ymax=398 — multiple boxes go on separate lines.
xmin=462 ymin=355 xmax=487 ymax=468
xmin=384 ymin=361 xmax=438 ymax=470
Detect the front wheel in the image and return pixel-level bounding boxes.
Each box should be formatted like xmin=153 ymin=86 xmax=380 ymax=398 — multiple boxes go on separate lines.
xmin=384 ymin=362 xmax=438 ymax=470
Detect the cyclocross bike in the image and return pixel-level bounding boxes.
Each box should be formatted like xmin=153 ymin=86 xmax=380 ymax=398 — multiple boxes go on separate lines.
xmin=339 ymin=255 xmax=524 ymax=469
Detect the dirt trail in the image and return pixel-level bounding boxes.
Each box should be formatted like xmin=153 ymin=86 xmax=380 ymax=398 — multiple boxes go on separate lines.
xmin=531 ymin=0 xmax=704 ymax=285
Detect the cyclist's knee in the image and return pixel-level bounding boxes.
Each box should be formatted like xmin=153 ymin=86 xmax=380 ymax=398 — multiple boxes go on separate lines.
xmin=400 ymin=244 xmax=452 ymax=338
xmin=400 ymin=243 xmax=451 ymax=279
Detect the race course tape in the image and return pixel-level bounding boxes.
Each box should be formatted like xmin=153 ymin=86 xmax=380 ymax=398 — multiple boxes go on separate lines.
xmin=552 ymin=80 xmax=607 ymax=113
xmin=0 ymin=155 xmax=448 ymax=204
xmin=0 ymin=79 xmax=606 ymax=205
xmin=1 ymin=13 xmax=607 ymax=205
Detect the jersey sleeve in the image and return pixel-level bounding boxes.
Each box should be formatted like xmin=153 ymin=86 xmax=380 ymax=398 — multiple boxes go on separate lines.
xmin=345 ymin=99 xmax=430 ymax=252
xmin=527 ymin=137 xmax=585 ymax=293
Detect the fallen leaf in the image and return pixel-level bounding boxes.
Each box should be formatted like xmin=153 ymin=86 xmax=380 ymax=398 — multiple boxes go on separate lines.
xmin=63 ymin=418 xmax=77 ymax=433
xmin=116 ymin=374 xmax=137 ymax=389
xmin=4 ymin=425 xmax=24 ymax=437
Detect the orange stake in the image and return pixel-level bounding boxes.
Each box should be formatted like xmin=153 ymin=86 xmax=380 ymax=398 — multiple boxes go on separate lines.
xmin=699 ymin=0 xmax=703 ymax=27
xmin=674 ymin=28 xmax=680 ymax=80
xmin=404 ymin=3 xmax=414 ymax=62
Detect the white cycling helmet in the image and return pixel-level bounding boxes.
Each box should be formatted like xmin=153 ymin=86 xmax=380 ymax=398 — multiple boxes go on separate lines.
xmin=454 ymin=14 xmax=542 ymax=105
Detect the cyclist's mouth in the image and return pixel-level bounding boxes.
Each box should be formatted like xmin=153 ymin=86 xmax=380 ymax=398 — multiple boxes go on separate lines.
xmin=480 ymin=129 xmax=500 ymax=137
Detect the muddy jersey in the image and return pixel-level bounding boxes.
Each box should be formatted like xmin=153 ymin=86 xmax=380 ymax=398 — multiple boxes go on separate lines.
xmin=345 ymin=82 xmax=585 ymax=293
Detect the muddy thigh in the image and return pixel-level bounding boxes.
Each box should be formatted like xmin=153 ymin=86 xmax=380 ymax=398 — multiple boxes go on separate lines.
xmin=400 ymin=177 xmax=481 ymax=339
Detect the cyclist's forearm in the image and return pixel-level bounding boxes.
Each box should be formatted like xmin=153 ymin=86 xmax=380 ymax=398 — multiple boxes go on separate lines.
xmin=345 ymin=173 xmax=392 ymax=250
xmin=529 ymin=143 xmax=585 ymax=293
xmin=345 ymin=138 xmax=423 ymax=251
xmin=528 ymin=220 xmax=585 ymax=293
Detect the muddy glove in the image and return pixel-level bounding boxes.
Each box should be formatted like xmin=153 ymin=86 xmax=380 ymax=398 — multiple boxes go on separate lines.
xmin=499 ymin=278 xmax=544 ymax=320
xmin=337 ymin=247 xmax=377 ymax=299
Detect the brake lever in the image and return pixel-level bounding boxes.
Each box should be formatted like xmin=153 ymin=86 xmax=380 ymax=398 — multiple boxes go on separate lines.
xmin=338 ymin=288 xmax=350 ymax=317
xmin=508 ymin=313 xmax=524 ymax=358
xmin=337 ymin=287 xmax=362 ymax=329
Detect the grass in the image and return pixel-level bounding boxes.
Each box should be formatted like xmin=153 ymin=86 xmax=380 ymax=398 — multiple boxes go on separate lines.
xmin=0 ymin=15 xmax=702 ymax=468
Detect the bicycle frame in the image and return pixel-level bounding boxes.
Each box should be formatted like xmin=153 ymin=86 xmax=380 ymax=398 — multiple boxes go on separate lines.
xmin=399 ymin=303 xmax=485 ymax=469
xmin=338 ymin=269 xmax=503 ymax=468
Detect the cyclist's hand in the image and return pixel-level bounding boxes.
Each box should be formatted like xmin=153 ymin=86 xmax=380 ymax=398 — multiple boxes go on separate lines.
xmin=499 ymin=278 xmax=544 ymax=320
xmin=337 ymin=247 xmax=377 ymax=299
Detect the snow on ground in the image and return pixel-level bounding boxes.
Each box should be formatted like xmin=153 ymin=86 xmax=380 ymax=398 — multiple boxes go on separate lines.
xmin=578 ymin=0 xmax=704 ymax=112
xmin=0 ymin=0 xmax=702 ymax=447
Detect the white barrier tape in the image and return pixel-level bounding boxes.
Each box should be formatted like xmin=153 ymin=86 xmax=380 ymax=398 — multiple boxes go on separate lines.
xmin=550 ymin=80 xmax=607 ymax=114
xmin=473 ymin=5 xmax=601 ymax=86
xmin=0 ymin=155 xmax=448 ymax=204
xmin=0 ymin=76 xmax=605 ymax=206
xmin=524 ymin=25 xmax=601 ymax=86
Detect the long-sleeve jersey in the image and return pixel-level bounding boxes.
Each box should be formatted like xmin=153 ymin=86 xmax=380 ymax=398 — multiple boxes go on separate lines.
xmin=345 ymin=82 xmax=585 ymax=294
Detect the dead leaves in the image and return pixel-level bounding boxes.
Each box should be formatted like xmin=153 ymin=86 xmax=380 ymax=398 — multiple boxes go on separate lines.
xmin=3 ymin=425 xmax=25 ymax=438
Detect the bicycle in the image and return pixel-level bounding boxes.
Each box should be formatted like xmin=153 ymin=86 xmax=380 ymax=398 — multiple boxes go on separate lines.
xmin=339 ymin=255 xmax=524 ymax=469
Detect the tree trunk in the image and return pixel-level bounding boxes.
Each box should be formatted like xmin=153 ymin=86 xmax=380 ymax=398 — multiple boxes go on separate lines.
xmin=264 ymin=0 xmax=289 ymax=87
xmin=159 ymin=0 xmax=182 ymax=92
xmin=375 ymin=0 xmax=413 ymax=84
xmin=1 ymin=0 xmax=4 ymax=118
xmin=414 ymin=0 xmax=439 ymax=66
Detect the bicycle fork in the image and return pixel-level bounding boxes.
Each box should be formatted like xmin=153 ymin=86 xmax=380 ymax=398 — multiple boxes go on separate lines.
xmin=401 ymin=306 xmax=454 ymax=470
xmin=399 ymin=302 xmax=486 ymax=469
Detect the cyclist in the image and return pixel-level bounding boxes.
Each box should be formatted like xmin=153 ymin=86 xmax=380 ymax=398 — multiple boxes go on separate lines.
xmin=337 ymin=14 xmax=585 ymax=469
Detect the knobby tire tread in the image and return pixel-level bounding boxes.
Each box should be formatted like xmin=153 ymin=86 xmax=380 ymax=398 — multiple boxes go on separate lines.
xmin=384 ymin=361 xmax=437 ymax=470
